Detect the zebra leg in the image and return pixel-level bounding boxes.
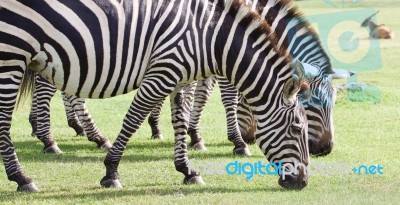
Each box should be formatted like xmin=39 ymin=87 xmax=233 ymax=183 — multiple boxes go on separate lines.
xmin=34 ymin=75 xmax=62 ymax=154
xmin=216 ymin=77 xmax=251 ymax=156
xmin=237 ymin=95 xmax=256 ymax=144
xmin=171 ymin=83 xmax=205 ymax=185
xmin=62 ymin=93 xmax=112 ymax=150
xmin=147 ymin=101 xmax=164 ymax=140
xmin=28 ymin=82 xmax=38 ymax=137
xmin=62 ymin=93 xmax=85 ymax=136
xmin=187 ymin=77 xmax=217 ymax=151
xmin=100 ymin=78 xmax=174 ymax=188
xmin=0 ymin=67 xmax=39 ymax=192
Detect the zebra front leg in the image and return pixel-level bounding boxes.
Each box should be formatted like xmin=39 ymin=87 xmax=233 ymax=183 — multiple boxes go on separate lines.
xmin=0 ymin=67 xmax=39 ymax=192
xmin=237 ymin=95 xmax=257 ymax=145
xmin=100 ymin=78 xmax=173 ymax=188
xmin=34 ymin=75 xmax=62 ymax=154
xmin=216 ymin=77 xmax=251 ymax=156
xmin=188 ymin=77 xmax=216 ymax=151
xmin=62 ymin=93 xmax=111 ymax=150
xmin=147 ymin=101 xmax=164 ymax=140
xmin=171 ymin=84 xmax=205 ymax=185
xmin=62 ymin=93 xmax=85 ymax=136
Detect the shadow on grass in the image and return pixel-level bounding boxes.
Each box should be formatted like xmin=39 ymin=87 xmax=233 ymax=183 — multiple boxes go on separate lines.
xmin=0 ymin=185 xmax=289 ymax=201
xmin=12 ymin=140 xmax=261 ymax=164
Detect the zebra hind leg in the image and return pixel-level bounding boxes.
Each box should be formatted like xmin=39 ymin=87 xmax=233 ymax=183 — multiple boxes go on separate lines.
xmin=62 ymin=94 xmax=85 ymax=136
xmin=172 ymin=84 xmax=205 ymax=185
xmin=34 ymin=75 xmax=62 ymax=154
xmin=187 ymin=77 xmax=217 ymax=151
xmin=100 ymin=77 xmax=175 ymax=188
xmin=147 ymin=101 xmax=164 ymax=140
xmin=28 ymin=86 xmax=38 ymax=137
xmin=63 ymin=93 xmax=112 ymax=150
xmin=0 ymin=66 xmax=39 ymax=192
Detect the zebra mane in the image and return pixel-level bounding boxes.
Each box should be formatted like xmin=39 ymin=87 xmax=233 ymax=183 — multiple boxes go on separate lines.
xmin=256 ymin=0 xmax=333 ymax=74
xmin=218 ymin=0 xmax=294 ymax=68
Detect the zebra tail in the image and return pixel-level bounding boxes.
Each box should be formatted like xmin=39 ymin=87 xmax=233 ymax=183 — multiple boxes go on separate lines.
xmin=16 ymin=69 xmax=35 ymax=110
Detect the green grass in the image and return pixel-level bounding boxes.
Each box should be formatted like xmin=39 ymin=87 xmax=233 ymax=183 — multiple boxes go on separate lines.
xmin=1 ymin=0 xmax=400 ymax=204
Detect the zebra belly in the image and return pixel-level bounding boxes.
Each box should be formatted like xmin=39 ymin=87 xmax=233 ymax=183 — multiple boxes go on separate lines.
xmin=29 ymin=44 xmax=145 ymax=99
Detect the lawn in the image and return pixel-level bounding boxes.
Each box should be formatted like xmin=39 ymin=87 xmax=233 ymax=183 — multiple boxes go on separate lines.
xmin=1 ymin=0 xmax=400 ymax=204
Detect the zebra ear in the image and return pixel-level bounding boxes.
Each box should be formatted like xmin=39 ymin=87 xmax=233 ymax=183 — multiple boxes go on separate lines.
xmin=284 ymin=60 xmax=312 ymax=104
xmin=283 ymin=76 xmax=301 ymax=105
xmin=300 ymin=61 xmax=320 ymax=79
xmin=331 ymin=68 xmax=355 ymax=79
xmin=293 ymin=60 xmax=320 ymax=80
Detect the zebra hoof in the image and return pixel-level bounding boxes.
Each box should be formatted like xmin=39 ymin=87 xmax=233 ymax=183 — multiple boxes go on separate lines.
xmin=151 ymin=133 xmax=164 ymax=140
xmin=43 ymin=144 xmax=62 ymax=154
xmin=17 ymin=182 xmax=40 ymax=192
xmin=99 ymin=141 xmax=112 ymax=151
xmin=190 ymin=141 xmax=207 ymax=151
xmin=75 ymin=132 xmax=85 ymax=137
xmin=183 ymin=175 xmax=206 ymax=186
xmin=233 ymin=147 xmax=252 ymax=156
xmin=100 ymin=178 xmax=123 ymax=188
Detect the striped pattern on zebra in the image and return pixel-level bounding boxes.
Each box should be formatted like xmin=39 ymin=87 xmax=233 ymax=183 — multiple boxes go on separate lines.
xmin=29 ymin=75 xmax=111 ymax=154
xmin=167 ymin=0 xmax=346 ymax=156
xmin=0 ymin=0 xmax=311 ymax=192
xmin=28 ymin=0 xmax=351 ymax=158
xmin=239 ymin=0 xmax=339 ymax=155
xmin=147 ymin=76 xmax=252 ymax=156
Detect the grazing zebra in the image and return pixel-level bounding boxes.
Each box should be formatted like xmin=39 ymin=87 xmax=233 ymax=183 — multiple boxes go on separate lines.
xmin=0 ymin=0 xmax=311 ymax=192
xmin=146 ymin=0 xmax=352 ymax=156
xmin=238 ymin=0 xmax=355 ymax=155
xmin=28 ymin=0 xmax=354 ymax=158
xmin=29 ymin=74 xmax=112 ymax=153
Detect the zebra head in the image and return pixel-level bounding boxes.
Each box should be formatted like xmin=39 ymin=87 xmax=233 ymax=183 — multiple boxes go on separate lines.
xmin=300 ymin=73 xmax=335 ymax=156
xmin=235 ymin=0 xmax=341 ymax=157
xmin=239 ymin=65 xmax=353 ymax=157
xmin=299 ymin=66 xmax=353 ymax=156
xmin=252 ymin=60 xmax=310 ymax=190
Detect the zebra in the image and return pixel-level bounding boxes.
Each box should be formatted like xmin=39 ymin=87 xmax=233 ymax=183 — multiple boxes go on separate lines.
xmin=29 ymin=74 xmax=112 ymax=154
xmin=146 ymin=0 xmax=354 ymax=156
xmin=0 ymin=0 xmax=312 ymax=192
xmin=236 ymin=0 xmax=357 ymax=155
xmin=28 ymin=0 xmax=355 ymax=158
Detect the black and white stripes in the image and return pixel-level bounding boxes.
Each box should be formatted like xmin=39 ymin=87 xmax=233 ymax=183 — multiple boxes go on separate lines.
xmin=0 ymin=0 xmax=310 ymax=192
xmin=29 ymin=75 xmax=111 ymax=154
xmin=177 ymin=0 xmax=338 ymax=156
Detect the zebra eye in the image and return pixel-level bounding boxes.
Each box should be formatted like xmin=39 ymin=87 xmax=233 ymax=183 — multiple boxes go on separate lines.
xmin=291 ymin=124 xmax=303 ymax=135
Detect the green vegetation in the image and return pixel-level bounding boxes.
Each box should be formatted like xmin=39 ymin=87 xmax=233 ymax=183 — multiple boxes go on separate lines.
xmin=1 ymin=1 xmax=399 ymax=204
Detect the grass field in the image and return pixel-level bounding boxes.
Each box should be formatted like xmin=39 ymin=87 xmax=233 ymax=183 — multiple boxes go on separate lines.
xmin=1 ymin=0 xmax=400 ymax=204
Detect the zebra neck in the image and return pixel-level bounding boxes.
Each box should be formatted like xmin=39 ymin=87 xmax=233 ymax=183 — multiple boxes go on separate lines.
xmin=210 ymin=0 xmax=291 ymax=113
xmin=253 ymin=0 xmax=332 ymax=74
